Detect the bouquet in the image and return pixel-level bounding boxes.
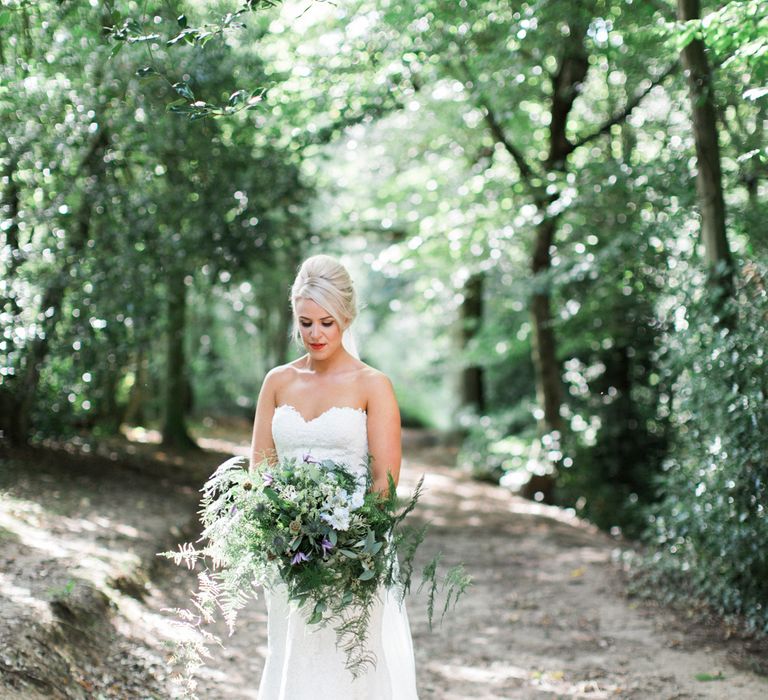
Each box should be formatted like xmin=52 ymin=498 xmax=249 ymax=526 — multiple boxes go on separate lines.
xmin=160 ymin=453 xmax=470 ymax=694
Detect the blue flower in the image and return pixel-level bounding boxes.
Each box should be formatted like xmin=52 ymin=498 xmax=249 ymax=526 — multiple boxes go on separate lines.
xmin=320 ymin=538 xmax=334 ymax=556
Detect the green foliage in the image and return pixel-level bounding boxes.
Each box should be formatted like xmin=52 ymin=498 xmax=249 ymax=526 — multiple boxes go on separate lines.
xmin=550 ymin=154 xmax=681 ymax=536
xmin=0 ymin=0 xmax=315 ymax=442
xmin=106 ymin=0 xmax=279 ymax=120
xmin=638 ymin=259 xmax=768 ymax=633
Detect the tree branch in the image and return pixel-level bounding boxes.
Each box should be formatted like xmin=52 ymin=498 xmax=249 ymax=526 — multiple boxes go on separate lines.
xmin=456 ymin=55 xmax=541 ymax=185
xmin=568 ymin=60 xmax=679 ymax=154
xmin=546 ymin=16 xmax=590 ymax=170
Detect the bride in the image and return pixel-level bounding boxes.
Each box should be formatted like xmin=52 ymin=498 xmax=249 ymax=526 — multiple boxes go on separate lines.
xmin=248 ymin=254 xmax=419 ymax=700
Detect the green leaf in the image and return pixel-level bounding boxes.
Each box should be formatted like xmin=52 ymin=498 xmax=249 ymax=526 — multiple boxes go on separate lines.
xmin=0 ymin=11 xmax=12 ymax=27
xmin=363 ymin=529 xmax=376 ymax=553
xmin=228 ymin=89 xmax=246 ymax=107
xmin=168 ymin=104 xmax=194 ymax=115
xmin=744 ymin=86 xmax=768 ymax=101
xmin=167 ymin=28 xmax=197 ymax=46
xmin=166 ymin=98 xmax=188 ymax=112
xmin=339 ymin=549 xmax=358 ymax=558
xmin=172 ymin=81 xmax=195 ymax=100
xmin=262 ymin=487 xmax=280 ymax=503
xmin=358 ymin=568 xmax=375 ymax=581
xmin=695 ymin=672 xmax=725 ymax=682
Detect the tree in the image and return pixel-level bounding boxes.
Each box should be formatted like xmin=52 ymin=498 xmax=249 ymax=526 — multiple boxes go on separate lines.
xmin=677 ymin=0 xmax=734 ymax=315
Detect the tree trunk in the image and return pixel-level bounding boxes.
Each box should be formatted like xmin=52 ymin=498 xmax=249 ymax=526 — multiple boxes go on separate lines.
xmin=0 ymin=155 xmax=22 ymax=441
xmin=530 ymin=11 xmax=589 ymax=433
xmin=162 ymin=267 xmax=197 ymax=448
xmin=677 ymin=0 xmax=734 ymax=312
xmin=524 ymin=16 xmax=589 ymax=500
xmin=123 ymin=347 xmax=149 ymax=427
xmin=94 ymin=363 xmax=122 ymax=435
xmin=459 ymin=271 xmax=486 ymax=414
xmin=530 ymin=216 xmax=564 ymax=437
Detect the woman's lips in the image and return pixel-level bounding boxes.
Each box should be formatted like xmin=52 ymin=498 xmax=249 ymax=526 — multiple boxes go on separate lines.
xmin=309 ymin=343 xmax=326 ymax=350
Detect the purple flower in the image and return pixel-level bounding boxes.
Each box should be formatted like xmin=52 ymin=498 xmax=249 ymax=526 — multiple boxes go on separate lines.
xmin=229 ymin=504 xmax=237 ymax=516
xmin=262 ymin=472 xmax=274 ymax=486
xmin=291 ymin=551 xmax=310 ymax=565
xmin=320 ymin=538 xmax=334 ymax=556
xmin=302 ymin=452 xmax=319 ymax=464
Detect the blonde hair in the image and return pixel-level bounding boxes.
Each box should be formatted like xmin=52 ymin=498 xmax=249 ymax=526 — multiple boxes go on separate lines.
xmin=290 ymin=255 xmax=357 ymax=346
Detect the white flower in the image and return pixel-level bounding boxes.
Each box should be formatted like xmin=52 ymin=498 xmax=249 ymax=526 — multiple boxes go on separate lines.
xmin=324 ymin=489 xmax=351 ymax=512
xmin=321 ymin=507 xmax=351 ymax=531
xmin=350 ymin=488 xmax=365 ymax=510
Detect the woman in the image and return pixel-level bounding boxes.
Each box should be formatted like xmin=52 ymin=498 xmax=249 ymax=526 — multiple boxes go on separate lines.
xmin=249 ymin=254 xmax=419 ymax=700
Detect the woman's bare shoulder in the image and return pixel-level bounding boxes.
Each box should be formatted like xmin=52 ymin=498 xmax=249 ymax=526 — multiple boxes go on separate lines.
xmin=262 ymin=359 xmax=305 ymax=390
xmin=357 ymin=364 xmax=396 ymax=402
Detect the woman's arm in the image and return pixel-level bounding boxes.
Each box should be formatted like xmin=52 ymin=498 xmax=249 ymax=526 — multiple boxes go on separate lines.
xmin=366 ymin=371 xmax=402 ymax=496
xmin=249 ymin=368 xmax=280 ymax=470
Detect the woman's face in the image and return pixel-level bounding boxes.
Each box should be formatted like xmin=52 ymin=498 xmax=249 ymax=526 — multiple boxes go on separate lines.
xmin=295 ymin=297 xmax=343 ymax=358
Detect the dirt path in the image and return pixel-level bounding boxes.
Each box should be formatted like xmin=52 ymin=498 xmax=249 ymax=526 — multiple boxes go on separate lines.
xmin=2 ymin=431 xmax=767 ymax=699
xmin=151 ymin=434 xmax=768 ymax=700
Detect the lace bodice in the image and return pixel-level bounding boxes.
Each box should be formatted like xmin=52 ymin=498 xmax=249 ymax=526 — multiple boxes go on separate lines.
xmin=271 ymin=404 xmax=369 ymax=479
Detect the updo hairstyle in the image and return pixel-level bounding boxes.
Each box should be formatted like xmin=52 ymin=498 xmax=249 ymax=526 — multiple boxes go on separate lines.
xmin=290 ymin=255 xmax=357 ymax=346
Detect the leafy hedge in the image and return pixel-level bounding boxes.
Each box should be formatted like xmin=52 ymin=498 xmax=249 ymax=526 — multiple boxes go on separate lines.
xmin=638 ymin=260 xmax=768 ymax=633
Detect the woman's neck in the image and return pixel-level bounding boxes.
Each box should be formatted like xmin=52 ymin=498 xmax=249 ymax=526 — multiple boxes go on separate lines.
xmin=303 ymin=347 xmax=351 ymax=375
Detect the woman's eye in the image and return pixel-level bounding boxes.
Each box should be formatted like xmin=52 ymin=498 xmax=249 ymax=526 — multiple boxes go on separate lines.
xmin=300 ymin=320 xmax=333 ymax=328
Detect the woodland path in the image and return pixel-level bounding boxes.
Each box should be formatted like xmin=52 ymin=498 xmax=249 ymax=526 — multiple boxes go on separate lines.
xmin=0 ymin=427 xmax=766 ymax=699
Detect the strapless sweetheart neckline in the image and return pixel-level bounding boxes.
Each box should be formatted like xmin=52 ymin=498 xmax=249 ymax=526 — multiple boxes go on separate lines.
xmin=274 ymin=403 xmax=367 ymax=424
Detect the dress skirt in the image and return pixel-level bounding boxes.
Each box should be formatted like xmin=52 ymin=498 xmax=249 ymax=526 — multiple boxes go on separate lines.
xmin=257 ymin=581 xmax=419 ymax=700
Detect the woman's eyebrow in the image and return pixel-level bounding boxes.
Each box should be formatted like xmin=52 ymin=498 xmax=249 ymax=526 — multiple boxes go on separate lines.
xmin=298 ymin=315 xmax=334 ymax=321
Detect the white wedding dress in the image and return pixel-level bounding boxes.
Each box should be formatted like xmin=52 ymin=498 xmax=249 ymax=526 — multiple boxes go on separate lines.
xmin=257 ymin=404 xmax=419 ymax=700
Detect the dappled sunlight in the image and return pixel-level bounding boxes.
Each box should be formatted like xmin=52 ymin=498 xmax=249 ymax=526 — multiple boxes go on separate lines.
xmin=122 ymin=426 xmax=164 ymax=444
xmin=426 ymin=659 xmax=621 ymax=698
xmin=197 ymin=436 xmax=250 ymax=458
xmin=404 ymin=463 xmax=606 ymax=539
xmin=0 ymin=494 xmax=144 ymax=588
xmin=0 ymin=572 xmax=54 ymax=620
xmin=115 ymin=591 xmax=201 ymax=645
